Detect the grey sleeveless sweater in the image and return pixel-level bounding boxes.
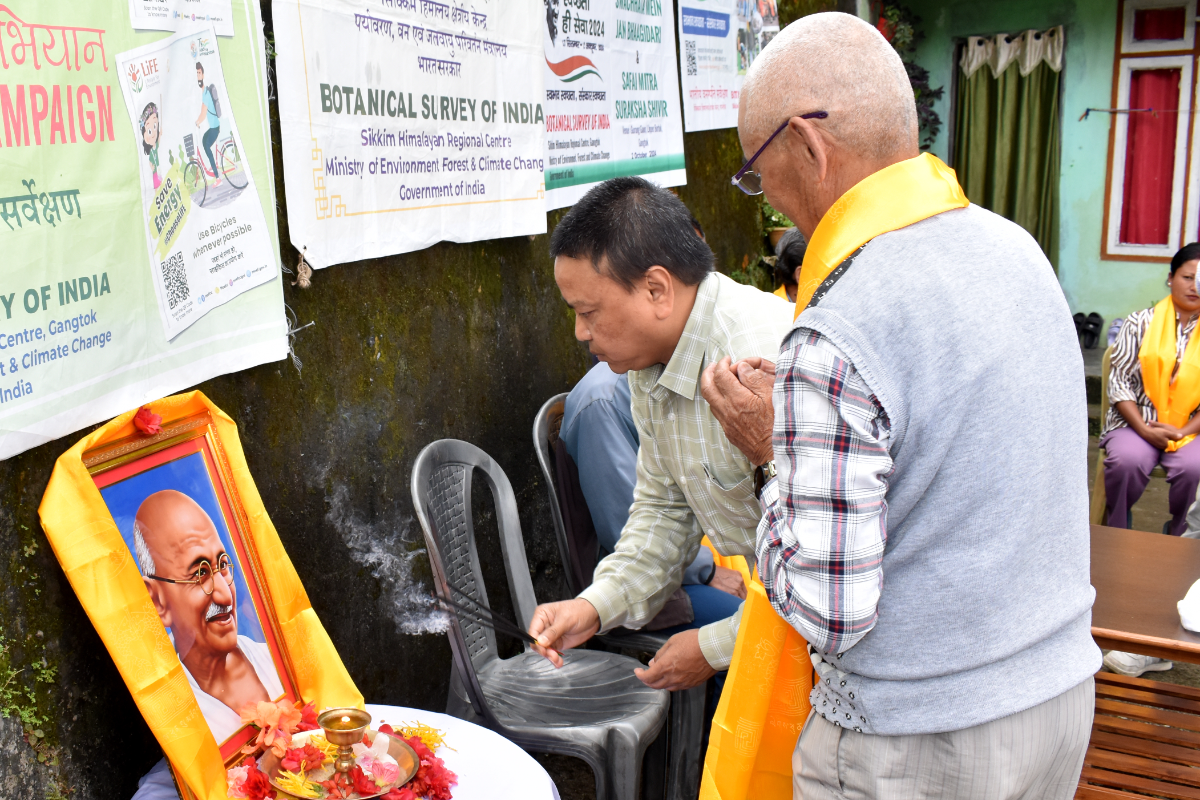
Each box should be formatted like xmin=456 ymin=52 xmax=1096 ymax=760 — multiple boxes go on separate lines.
xmin=797 ymin=204 xmax=1101 ymax=736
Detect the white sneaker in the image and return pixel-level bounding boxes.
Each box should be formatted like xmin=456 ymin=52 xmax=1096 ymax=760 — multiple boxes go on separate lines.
xmin=1103 ymin=650 xmax=1174 ymax=677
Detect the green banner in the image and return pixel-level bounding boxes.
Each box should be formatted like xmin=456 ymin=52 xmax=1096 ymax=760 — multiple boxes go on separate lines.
xmin=0 ymin=1 xmax=285 ymax=460
xmin=544 ymin=153 xmax=688 ymax=190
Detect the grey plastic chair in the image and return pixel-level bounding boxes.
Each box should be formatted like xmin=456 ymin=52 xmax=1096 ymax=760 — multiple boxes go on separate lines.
xmin=534 ymin=394 xmax=708 ymax=800
xmin=411 ymin=439 xmax=670 ymax=800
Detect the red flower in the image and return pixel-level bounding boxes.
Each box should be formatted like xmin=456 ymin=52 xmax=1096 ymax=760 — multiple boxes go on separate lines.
xmin=133 ymin=407 xmax=163 ymax=435
xmin=297 ymin=701 xmax=320 ymax=732
xmin=401 ymin=735 xmax=458 ymax=800
xmin=381 ymin=789 xmax=417 ymax=800
xmin=350 ymin=765 xmax=378 ymax=795
xmin=281 ymin=743 xmax=324 ymax=773
xmin=242 ymin=758 xmax=276 ymax=800
xmin=377 ymin=723 xmax=396 ymax=737
xmin=320 ymin=772 xmax=350 ymax=799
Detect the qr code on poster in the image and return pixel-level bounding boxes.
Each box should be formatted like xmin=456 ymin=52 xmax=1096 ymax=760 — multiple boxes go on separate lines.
xmin=685 ymin=39 xmax=697 ymax=76
xmin=160 ymin=253 xmax=190 ymax=309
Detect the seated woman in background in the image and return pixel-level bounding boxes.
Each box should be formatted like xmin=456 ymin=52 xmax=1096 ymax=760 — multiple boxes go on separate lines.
xmin=1102 ymin=243 xmax=1200 ymax=676
xmin=1103 ymin=242 xmax=1200 ymax=535
xmin=771 ymin=227 xmax=806 ymax=302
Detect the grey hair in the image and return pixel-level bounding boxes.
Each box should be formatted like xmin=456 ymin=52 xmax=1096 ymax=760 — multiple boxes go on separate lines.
xmin=742 ymin=12 xmax=917 ymax=161
xmin=133 ymin=520 xmax=156 ymax=578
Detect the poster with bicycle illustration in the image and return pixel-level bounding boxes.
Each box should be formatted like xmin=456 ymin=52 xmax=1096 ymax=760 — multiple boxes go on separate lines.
xmin=116 ymin=26 xmax=276 ymax=340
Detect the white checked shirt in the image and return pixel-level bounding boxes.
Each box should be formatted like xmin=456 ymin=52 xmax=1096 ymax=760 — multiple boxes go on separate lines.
xmin=757 ymin=327 xmax=892 ymax=656
xmin=578 ymin=272 xmax=795 ymax=668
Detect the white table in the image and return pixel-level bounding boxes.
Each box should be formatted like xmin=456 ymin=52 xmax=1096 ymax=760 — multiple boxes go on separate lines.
xmin=131 ymin=705 xmax=560 ymax=800
xmin=365 ymin=705 xmax=559 ymax=800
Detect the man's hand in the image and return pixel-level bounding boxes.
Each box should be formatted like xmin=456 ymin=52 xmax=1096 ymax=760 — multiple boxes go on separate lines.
xmin=709 ymin=566 xmax=747 ymax=599
xmin=700 ymin=356 xmax=777 ymax=467
xmin=527 ymin=598 xmax=601 ymax=667
xmin=634 ymin=629 xmax=718 ymax=691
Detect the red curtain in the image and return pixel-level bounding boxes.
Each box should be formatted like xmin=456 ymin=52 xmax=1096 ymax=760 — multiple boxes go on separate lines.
xmin=1120 ymin=68 xmax=1182 ymax=245
xmin=1134 ymin=6 xmax=1187 ymax=41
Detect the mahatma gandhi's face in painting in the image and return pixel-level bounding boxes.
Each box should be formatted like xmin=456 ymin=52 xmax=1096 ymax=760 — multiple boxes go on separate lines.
xmin=134 ymin=490 xmax=238 ymax=662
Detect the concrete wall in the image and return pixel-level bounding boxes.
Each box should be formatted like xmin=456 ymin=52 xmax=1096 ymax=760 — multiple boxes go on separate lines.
xmin=0 ymin=2 xmax=764 ymax=796
xmin=907 ymin=0 xmax=1176 ymax=324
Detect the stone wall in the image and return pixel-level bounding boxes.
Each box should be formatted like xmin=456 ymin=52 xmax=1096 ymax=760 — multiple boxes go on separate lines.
xmin=0 ymin=1 xmax=768 ymax=795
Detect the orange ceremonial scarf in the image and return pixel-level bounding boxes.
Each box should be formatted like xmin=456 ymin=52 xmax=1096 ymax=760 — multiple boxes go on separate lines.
xmin=793 ymin=152 xmax=969 ymax=318
xmin=1139 ymin=296 xmax=1200 ymax=452
xmin=701 ymin=153 xmax=969 ymax=800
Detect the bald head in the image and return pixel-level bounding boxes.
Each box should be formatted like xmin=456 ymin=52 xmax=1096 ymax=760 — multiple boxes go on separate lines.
xmin=134 ymin=490 xmax=219 ymax=578
xmin=742 ymin=12 xmax=917 ymax=161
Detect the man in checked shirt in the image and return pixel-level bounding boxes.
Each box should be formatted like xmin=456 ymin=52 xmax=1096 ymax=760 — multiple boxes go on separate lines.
xmin=527 ymin=176 xmax=794 ymax=689
xmin=701 ymin=12 xmax=1099 ymax=800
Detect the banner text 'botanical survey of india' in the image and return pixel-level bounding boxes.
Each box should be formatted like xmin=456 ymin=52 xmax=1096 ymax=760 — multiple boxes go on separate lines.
xmin=273 ymin=0 xmax=549 ymax=267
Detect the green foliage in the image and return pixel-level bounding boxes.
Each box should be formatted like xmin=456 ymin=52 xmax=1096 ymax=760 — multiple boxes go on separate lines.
xmin=729 ymin=254 xmax=777 ymax=292
xmin=761 ymin=200 xmax=792 ymax=229
xmin=0 ymin=627 xmax=55 ymax=730
xmin=878 ymin=3 xmax=945 ymax=151
xmin=777 ymin=0 xmax=836 ymax=28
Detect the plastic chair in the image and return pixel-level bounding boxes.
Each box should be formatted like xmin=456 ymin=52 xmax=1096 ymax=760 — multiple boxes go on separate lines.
xmin=411 ymin=439 xmax=670 ymax=800
xmin=534 ymin=394 xmax=708 ymax=800
xmin=1090 ymin=344 xmax=1167 ymax=525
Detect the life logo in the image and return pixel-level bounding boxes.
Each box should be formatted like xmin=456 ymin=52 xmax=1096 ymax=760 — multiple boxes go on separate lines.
xmin=125 ymin=63 xmax=144 ymax=93
xmin=546 ymin=55 xmax=600 ymax=83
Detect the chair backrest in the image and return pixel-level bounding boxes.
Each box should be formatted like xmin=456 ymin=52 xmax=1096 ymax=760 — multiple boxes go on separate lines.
xmin=1100 ymin=344 xmax=1113 ymax=424
xmin=410 ymin=439 xmax=539 ymax=723
xmin=533 ymin=393 xmax=578 ymax=594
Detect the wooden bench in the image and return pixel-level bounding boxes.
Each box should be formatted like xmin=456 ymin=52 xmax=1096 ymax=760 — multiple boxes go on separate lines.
xmin=1077 ymin=671 xmax=1200 ymax=799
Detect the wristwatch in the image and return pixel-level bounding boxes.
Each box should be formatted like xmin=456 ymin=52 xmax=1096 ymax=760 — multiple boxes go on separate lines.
xmin=753 ymin=460 xmax=777 ymax=499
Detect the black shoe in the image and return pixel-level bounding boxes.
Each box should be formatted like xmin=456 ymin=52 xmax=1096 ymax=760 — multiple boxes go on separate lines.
xmin=1083 ymin=312 xmax=1104 ymax=349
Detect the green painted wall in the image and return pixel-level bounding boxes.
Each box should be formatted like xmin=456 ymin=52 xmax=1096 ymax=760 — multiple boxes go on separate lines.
xmin=907 ymin=0 xmax=1175 ymax=325
xmin=0 ymin=2 xmax=764 ymax=796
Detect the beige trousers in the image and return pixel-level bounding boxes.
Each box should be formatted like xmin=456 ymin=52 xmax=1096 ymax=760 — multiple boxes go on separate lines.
xmin=793 ymin=677 xmax=1094 ymax=800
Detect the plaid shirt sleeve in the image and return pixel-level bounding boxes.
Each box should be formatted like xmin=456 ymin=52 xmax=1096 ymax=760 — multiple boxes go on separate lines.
xmin=756 ymin=328 xmax=892 ymax=656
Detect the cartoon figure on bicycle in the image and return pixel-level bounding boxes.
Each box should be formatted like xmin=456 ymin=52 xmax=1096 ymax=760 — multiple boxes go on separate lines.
xmin=182 ymin=61 xmax=247 ymax=208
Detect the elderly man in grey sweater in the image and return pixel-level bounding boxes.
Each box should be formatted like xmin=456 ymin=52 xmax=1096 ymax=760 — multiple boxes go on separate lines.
xmin=701 ymin=12 xmax=1100 ymax=800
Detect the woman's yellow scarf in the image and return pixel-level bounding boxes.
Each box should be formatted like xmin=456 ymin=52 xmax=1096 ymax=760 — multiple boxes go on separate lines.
xmin=793 ymin=152 xmax=969 ymax=318
xmin=1139 ymin=296 xmax=1200 ymax=452
xmin=701 ymin=153 xmax=968 ymax=800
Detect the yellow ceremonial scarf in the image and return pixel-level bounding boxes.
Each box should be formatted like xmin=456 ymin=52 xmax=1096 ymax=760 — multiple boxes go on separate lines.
xmin=793 ymin=152 xmax=969 ymax=319
xmin=1139 ymin=296 xmax=1200 ymax=452
xmin=39 ymin=392 xmax=362 ymax=800
xmin=701 ymin=153 xmax=969 ymax=800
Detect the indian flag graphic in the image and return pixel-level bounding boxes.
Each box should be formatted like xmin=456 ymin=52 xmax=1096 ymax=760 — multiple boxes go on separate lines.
xmin=546 ymin=55 xmax=600 ymax=82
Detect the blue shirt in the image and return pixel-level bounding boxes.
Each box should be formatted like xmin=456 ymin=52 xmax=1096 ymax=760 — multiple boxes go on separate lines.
xmin=561 ymin=362 xmax=714 ymax=585
xmin=202 ymin=88 xmax=219 ymax=129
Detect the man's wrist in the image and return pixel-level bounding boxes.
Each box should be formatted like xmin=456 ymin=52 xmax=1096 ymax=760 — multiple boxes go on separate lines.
xmin=753 ymin=460 xmax=777 ymax=499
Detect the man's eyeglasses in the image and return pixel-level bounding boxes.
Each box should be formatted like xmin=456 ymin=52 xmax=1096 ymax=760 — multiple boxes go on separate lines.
xmin=731 ymin=111 xmax=828 ymax=196
xmin=146 ymin=554 xmax=235 ymax=596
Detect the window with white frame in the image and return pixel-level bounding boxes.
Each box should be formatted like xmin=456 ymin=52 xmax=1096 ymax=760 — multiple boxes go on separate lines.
xmin=1104 ymin=0 xmax=1200 ymax=260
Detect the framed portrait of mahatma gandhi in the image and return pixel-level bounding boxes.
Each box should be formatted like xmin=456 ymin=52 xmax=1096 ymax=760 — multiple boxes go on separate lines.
xmin=88 ymin=425 xmax=299 ymax=760
xmin=40 ymin=392 xmax=361 ymax=799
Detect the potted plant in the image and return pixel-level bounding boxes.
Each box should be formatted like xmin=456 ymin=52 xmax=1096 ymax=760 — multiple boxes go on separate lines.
xmin=762 ymin=201 xmax=792 ymax=249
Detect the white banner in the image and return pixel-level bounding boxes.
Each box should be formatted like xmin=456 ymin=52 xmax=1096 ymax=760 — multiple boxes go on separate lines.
xmin=678 ymin=0 xmax=778 ymax=132
xmin=116 ymin=27 xmax=277 ymax=340
xmin=273 ymin=0 xmax=548 ymax=268
xmin=542 ymin=0 xmax=686 ymax=210
xmin=128 ymin=0 xmax=236 ymax=37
